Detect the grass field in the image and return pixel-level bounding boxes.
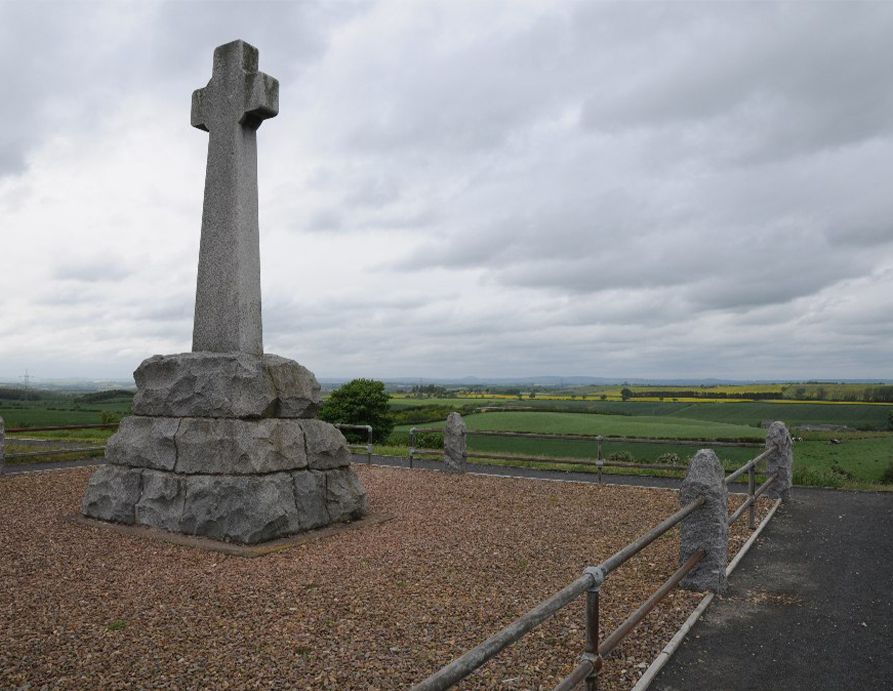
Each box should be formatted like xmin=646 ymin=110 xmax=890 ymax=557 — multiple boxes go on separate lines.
xmin=0 ymin=397 xmax=132 ymax=429
xmin=3 ymin=391 xmax=890 ymax=490
xmin=390 ymin=397 xmax=892 ymax=430
xmin=400 ymin=411 xmax=765 ymax=441
xmin=392 ymin=406 xmax=891 ymax=489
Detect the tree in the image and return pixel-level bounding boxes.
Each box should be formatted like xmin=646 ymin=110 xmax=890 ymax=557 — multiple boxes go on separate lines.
xmin=620 ymin=387 xmax=633 ymax=401
xmin=319 ymin=379 xmax=394 ymax=443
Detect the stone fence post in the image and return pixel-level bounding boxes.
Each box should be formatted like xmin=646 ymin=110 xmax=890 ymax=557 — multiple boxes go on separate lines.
xmin=679 ymin=449 xmax=728 ymax=593
xmin=0 ymin=416 xmax=5 ymax=474
xmin=443 ymin=412 xmax=467 ymax=474
xmin=764 ymin=421 xmax=793 ymax=501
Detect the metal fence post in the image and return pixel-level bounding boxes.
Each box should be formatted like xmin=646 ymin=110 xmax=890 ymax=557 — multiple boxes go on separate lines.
xmin=596 ymin=435 xmax=604 ymax=486
xmin=409 ymin=427 xmax=417 ymax=469
xmin=747 ymin=463 xmax=756 ymax=529
xmin=584 ymin=581 xmax=601 ymax=691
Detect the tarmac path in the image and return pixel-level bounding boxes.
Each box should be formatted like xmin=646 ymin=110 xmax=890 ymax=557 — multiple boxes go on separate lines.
xmin=652 ymin=487 xmax=893 ymax=690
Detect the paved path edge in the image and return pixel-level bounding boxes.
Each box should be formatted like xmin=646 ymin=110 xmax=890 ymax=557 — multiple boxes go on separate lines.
xmin=630 ymin=498 xmax=783 ymax=691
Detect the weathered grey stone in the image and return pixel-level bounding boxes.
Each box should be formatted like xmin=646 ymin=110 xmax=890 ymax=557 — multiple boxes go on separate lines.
xmin=180 ymin=472 xmax=299 ymax=544
xmin=135 ymin=470 xmax=185 ymax=532
xmin=679 ymin=449 xmax=728 ymax=593
xmin=175 ymin=417 xmax=307 ymax=474
xmin=292 ymin=470 xmax=330 ymax=531
xmin=443 ymin=411 xmax=467 ymax=474
xmin=132 ymin=352 xmax=320 ymax=419
xmin=106 ymin=416 xmax=179 ymax=470
xmin=81 ymin=465 xmax=142 ymax=524
xmin=191 ymin=40 xmax=277 ymax=355
xmin=765 ymin=421 xmax=794 ymax=500
xmin=265 ymin=355 xmax=321 ymax=418
xmin=323 ymin=467 xmax=368 ymax=523
xmin=301 ymin=419 xmax=351 ymax=470
xmin=79 ymin=41 xmax=366 ymax=545
xmin=0 ymin=416 xmax=5 ymax=471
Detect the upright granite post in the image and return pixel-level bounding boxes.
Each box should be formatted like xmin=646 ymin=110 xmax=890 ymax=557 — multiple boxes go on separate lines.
xmin=0 ymin=416 xmax=5 ymax=474
xmin=764 ymin=421 xmax=793 ymax=501
xmin=679 ymin=449 xmax=728 ymax=593
xmin=443 ymin=412 xmax=467 ymax=474
xmin=81 ymin=40 xmax=366 ymax=544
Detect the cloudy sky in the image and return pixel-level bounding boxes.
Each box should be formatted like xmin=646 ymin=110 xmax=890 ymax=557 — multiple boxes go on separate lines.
xmin=1 ymin=1 xmax=891 ymax=382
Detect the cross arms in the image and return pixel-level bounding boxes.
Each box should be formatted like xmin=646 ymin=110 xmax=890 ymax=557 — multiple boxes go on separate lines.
xmin=190 ymin=40 xmax=279 ymax=132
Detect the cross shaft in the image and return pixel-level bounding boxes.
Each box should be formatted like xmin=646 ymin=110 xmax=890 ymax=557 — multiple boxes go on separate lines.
xmin=190 ymin=40 xmax=278 ymax=354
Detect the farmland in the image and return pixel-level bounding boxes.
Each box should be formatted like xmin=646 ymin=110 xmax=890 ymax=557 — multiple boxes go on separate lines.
xmin=390 ymin=397 xmax=892 ymax=489
xmin=2 ymin=386 xmax=890 ymax=489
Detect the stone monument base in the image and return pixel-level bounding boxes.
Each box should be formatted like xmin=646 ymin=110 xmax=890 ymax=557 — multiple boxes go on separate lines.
xmin=81 ymin=352 xmax=367 ymax=544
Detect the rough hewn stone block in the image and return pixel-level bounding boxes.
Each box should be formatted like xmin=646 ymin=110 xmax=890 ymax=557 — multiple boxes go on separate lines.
xmin=292 ymin=470 xmax=330 ymax=531
xmin=81 ymin=465 xmax=142 ymax=524
xmin=765 ymin=421 xmax=793 ymax=501
xmin=136 ymin=470 xmax=185 ymax=532
xmin=679 ymin=449 xmax=728 ymax=593
xmin=443 ymin=411 xmax=467 ymax=474
xmin=301 ymin=419 xmax=352 ymax=470
xmin=106 ymin=416 xmax=179 ymax=471
xmin=132 ymin=352 xmax=319 ymax=419
xmin=174 ymin=417 xmax=306 ymax=474
xmin=180 ymin=472 xmax=300 ymax=543
xmin=324 ymin=467 xmax=368 ymax=523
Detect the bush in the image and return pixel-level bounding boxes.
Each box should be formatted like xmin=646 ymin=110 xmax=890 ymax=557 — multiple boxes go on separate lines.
xmin=881 ymin=460 xmax=893 ymax=485
xmin=386 ymin=431 xmax=443 ymax=449
xmin=656 ymin=452 xmax=683 ymax=466
xmin=319 ymin=379 xmax=394 ymax=443
xmin=607 ymin=450 xmax=635 ymax=462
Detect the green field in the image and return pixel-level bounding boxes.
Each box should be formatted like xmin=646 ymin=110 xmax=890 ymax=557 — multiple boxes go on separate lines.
xmin=391 ymin=405 xmax=891 ymax=489
xmin=390 ymin=397 xmax=892 ymax=430
xmin=400 ymin=411 xmax=765 ymax=441
xmin=3 ymin=390 xmax=890 ymax=489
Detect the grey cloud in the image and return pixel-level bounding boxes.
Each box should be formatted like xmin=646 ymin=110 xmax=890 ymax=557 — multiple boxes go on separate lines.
xmin=53 ymin=258 xmax=130 ymax=283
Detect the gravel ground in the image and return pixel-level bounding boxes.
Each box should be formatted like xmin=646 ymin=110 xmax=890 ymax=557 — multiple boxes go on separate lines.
xmin=0 ymin=465 xmax=768 ymax=690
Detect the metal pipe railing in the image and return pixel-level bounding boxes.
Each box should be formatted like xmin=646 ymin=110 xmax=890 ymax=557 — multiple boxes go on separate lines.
xmin=6 ymin=423 xmax=119 ymax=433
xmin=335 ymin=424 xmax=374 ymax=464
xmin=5 ymin=446 xmax=105 ymax=460
xmin=728 ymin=472 xmax=778 ymax=526
xmin=724 ymin=448 xmax=772 ymax=484
xmin=553 ymin=548 xmax=706 ymax=691
xmin=409 ymin=427 xmax=417 ymax=468
xmin=599 ymin=548 xmax=705 ymax=657
xmin=411 ymin=572 xmax=599 ymax=691
xmin=411 ymin=496 xmax=706 ymax=691
xmin=410 ymin=427 xmax=762 ymax=448
xmin=599 ymin=497 xmax=705 ymax=575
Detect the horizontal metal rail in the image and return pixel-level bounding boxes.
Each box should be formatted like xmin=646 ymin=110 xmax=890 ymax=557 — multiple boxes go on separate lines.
xmin=6 ymin=423 xmax=119 ymax=434
xmin=600 ymin=497 xmax=705 ymax=575
xmin=409 ymin=427 xmax=763 ymax=447
xmin=411 ymin=573 xmax=596 ymax=691
xmin=5 ymin=446 xmax=105 ymax=460
xmin=724 ymin=448 xmax=772 ymax=484
xmin=554 ymin=549 xmax=706 ymax=691
xmin=334 ymin=424 xmax=374 ymax=464
xmin=410 ymin=447 xmax=686 ymax=472
xmin=411 ymin=496 xmax=706 ymax=691
xmin=599 ymin=548 xmax=705 ymax=657
xmin=728 ymin=472 xmax=778 ymax=526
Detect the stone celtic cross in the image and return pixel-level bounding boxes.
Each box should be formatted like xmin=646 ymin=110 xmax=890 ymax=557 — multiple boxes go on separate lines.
xmin=191 ymin=40 xmax=279 ymax=355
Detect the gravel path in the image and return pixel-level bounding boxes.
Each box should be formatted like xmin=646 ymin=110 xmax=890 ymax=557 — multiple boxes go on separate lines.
xmin=0 ymin=465 xmax=767 ymax=690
